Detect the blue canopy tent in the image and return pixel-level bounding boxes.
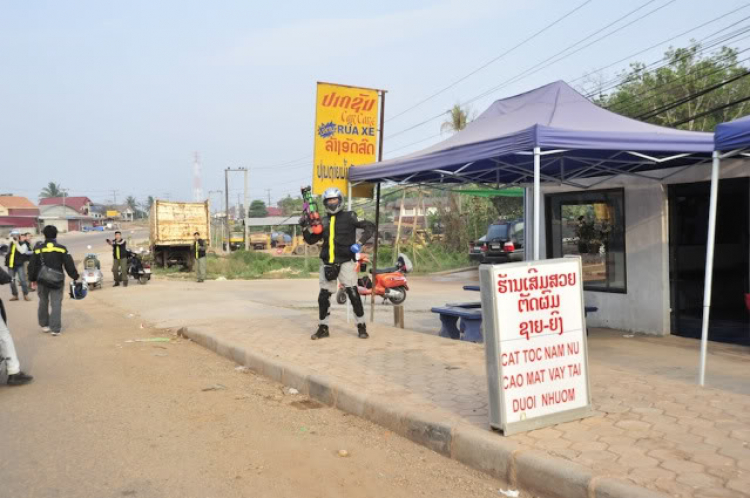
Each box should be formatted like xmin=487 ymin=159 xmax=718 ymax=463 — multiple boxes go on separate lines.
xmin=352 ymin=81 xmax=713 ymax=260
xmin=697 ymin=116 xmax=750 ymax=385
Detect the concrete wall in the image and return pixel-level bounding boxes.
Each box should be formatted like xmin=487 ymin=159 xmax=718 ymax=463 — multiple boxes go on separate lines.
xmin=539 ymin=157 xmax=750 ymax=336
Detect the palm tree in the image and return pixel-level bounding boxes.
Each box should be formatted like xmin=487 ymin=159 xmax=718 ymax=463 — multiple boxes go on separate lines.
xmin=146 ymin=196 xmax=155 ymax=211
xmin=126 ymin=195 xmax=138 ymax=211
xmin=440 ymin=104 xmax=474 ymax=134
xmin=40 ymin=182 xmax=63 ymax=199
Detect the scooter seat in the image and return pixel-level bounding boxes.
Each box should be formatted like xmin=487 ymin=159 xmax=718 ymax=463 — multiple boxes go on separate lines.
xmin=372 ymin=266 xmax=398 ymax=275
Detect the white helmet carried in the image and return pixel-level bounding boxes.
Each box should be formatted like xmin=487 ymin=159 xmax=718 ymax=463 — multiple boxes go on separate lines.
xmin=322 ymin=187 xmax=344 ymax=215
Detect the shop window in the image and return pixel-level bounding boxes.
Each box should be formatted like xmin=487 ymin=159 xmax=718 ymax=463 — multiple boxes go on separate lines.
xmin=546 ymin=189 xmax=626 ymax=293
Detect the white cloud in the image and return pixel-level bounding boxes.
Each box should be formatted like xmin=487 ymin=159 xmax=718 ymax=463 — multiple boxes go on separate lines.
xmin=218 ymin=0 xmax=517 ymax=66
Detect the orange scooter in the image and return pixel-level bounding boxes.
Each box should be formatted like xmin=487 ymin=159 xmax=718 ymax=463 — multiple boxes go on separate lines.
xmin=337 ymin=253 xmax=413 ymax=305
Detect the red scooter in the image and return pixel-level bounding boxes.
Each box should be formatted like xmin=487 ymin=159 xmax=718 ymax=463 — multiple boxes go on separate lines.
xmin=337 ymin=253 xmax=413 ymax=305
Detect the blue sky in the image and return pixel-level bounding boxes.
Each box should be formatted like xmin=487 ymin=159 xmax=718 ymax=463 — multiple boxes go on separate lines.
xmin=1 ymin=0 xmax=748 ymax=207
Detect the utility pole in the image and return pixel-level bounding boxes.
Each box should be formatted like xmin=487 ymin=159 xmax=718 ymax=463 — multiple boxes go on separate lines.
xmin=224 ymin=167 xmax=249 ymax=251
xmin=224 ymin=168 xmax=230 ymax=251
xmin=244 ymin=169 xmax=250 ymax=251
xmin=111 ymin=190 xmax=119 ymax=206
xmin=208 ymin=190 xmax=223 ymax=248
xmin=265 ymin=189 xmax=271 ymax=208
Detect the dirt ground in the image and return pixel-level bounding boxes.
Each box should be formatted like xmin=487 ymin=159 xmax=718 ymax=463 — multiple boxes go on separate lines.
xmin=0 ymin=289 xmax=524 ymax=498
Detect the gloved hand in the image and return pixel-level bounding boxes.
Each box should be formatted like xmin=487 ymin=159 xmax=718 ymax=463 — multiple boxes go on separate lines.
xmin=298 ymin=216 xmax=308 ymax=228
xmin=350 ymin=243 xmax=362 ymax=254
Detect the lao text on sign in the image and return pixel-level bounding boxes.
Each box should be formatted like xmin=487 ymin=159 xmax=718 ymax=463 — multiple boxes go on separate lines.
xmin=479 ymin=257 xmax=591 ymax=436
xmin=312 ymin=82 xmax=379 ymax=198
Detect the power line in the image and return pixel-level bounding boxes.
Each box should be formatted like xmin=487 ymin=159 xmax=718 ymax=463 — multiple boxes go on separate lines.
xmin=465 ymin=0 xmax=679 ymax=106
xmin=609 ymin=51 xmax=750 ymax=116
xmin=386 ymin=0 xmax=593 ymax=122
xmin=572 ymin=4 xmax=750 ymax=88
xmin=386 ymin=0 xmax=677 ymax=141
xmin=590 ymin=22 xmax=750 ymax=100
xmin=634 ymin=69 xmax=750 ymax=120
xmin=671 ymin=93 xmax=750 ymax=125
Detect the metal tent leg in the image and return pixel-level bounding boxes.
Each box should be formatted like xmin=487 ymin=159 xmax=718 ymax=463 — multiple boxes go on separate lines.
xmin=533 ymin=147 xmax=541 ymax=260
xmin=699 ymin=151 xmax=720 ymax=386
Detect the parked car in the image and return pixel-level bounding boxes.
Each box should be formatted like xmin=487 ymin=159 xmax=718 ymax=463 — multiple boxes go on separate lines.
xmin=468 ymin=235 xmax=487 ymax=262
xmin=477 ymin=219 xmax=525 ymax=264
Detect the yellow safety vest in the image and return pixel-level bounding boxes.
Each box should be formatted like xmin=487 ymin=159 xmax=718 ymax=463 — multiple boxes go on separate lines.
xmin=116 ymin=245 xmax=120 ymax=260
xmin=9 ymin=243 xmax=16 ymax=267
xmin=328 ymin=215 xmax=336 ymax=264
xmin=195 ymin=242 xmax=199 ymax=259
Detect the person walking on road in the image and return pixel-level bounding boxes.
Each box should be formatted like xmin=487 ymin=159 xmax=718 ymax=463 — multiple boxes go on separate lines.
xmin=194 ymin=232 xmax=207 ymax=283
xmin=0 ymin=265 xmax=34 ymax=385
xmin=28 ymin=225 xmax=80 ymax=337
xmin=22 ymin=233 xmax=35 ymax=292
xmin=106 ymin=231 xmax=128 ymax=287
xmin=5 ymin=230 xmax=31 ymax=302
xmin=301 ymin=187 xmax=375 ymax=340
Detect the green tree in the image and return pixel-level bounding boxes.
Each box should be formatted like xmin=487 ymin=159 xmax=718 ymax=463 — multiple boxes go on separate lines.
xmin=126 ymin=195 xmax=138 ymax=210
xmin=248 ymin=200 xmax=268 ymax=218
xmin=146 ymin=196 xmax=155 ymax=210
xmin=277 ymin=195 xmax=303 ymax=216
xmin=440 ymin=104 xmax=474 ymax=134
xmin=40 ymin=182 xmax=63 ymax=199
xmin=600 ymin=43 xmax=750 ymax=131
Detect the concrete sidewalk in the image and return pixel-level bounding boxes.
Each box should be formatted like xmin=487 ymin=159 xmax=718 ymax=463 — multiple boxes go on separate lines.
xmin=91 ymin=278 xmax=750 ymax=498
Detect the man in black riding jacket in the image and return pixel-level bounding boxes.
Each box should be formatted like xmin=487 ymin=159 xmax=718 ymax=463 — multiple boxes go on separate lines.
xmin=28 ymin=225 xmax=80 ymax=336
xmin=301 ymin=187 xmax=375 ymax=340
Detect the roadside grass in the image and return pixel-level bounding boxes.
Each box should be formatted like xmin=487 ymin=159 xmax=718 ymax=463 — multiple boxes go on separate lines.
xmin=154 ymin=242 xmax=472 ymax=281
xmin=377 ymin=243 xmax=473 ymax=274
xmin=154 ymin=251 xmax=319 ymax=280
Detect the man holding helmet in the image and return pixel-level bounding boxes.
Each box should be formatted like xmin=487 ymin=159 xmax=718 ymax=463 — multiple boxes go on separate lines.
xmin=301 ymin=187 xmax=375 ymax=340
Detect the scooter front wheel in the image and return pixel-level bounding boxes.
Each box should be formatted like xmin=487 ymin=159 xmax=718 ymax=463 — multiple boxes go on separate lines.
xmin=138 ymin=275 xmax=149 ymax=285
xmin=387 ymin=286 xmax=407 ymax=305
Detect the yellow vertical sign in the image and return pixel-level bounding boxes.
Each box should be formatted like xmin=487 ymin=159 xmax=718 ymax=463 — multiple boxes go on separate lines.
xmin=312 ymin=82 xmax=378 ymax=198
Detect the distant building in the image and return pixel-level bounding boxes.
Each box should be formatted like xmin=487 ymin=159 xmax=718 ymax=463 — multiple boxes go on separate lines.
xmin=39 ymin=196 xmax=93 ymax=216
xmin=39 ymin=204 xmax=94 ymax=233
xmin=89 ymin=204 xmax=107 ymax=220
xmin=107 ymin=204 xmax=136 ymax=222
xmin=266 ymin=206 xmax=283 ymax=217
xmin=0 ymin=195 xmax=40 ymax=234
xmin=387 ymin=197 xmax=444 ymax=228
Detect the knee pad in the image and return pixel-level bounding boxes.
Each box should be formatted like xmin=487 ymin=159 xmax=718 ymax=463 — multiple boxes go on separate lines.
xmin=345 ymin=287 xmax=365 ymax=317
xmin=318 ymin=289 xmax=332 ymax=320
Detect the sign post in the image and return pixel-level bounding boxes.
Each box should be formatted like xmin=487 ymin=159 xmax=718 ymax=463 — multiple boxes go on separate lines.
xmin=312 ymin=82 xmax=381 ymax=198
xmin=479 ymin=257 xmax=592 ymax=435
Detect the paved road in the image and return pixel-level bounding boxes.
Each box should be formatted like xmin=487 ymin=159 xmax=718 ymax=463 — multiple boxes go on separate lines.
xmin=0 ymin=284 xmax=517 ymax=498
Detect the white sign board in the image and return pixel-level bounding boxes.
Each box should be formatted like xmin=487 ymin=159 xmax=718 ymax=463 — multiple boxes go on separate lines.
xmin=479 ymin=257 xmax=591 ymax=435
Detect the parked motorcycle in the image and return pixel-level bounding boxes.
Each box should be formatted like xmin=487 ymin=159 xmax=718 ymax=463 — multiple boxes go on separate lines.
xmin=127 ymin=249 xmax=152 ymax=285
xmin=82 ymin=245 xmax=104 ymax=289
xmin=337 ymin=253 xmax=412 ymax=305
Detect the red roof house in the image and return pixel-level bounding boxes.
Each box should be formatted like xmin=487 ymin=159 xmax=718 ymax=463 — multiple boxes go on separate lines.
xmin=39 ymin=196 xmax=92 ymax=215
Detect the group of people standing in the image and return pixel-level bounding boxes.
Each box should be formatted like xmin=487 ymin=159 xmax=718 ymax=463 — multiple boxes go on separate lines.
xmin=2 ymin=225 xmax=80 ymax=386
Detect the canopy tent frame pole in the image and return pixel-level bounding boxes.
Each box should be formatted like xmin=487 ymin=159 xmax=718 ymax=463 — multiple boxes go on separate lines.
xmin=347 ymin=182 xmax=353 ymax=324
xmin=370 ymin=90 xmax=386 ymax=323
xmin=699 ymin=151 xmax=721 ymax=386
xmin=533 ymin=146 xmax=541 ymax=260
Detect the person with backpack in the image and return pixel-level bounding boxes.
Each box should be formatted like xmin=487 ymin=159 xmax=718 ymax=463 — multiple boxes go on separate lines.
xmin=28 ymin=225 xmax=80 ymax=336
xmin=0 ymin=265 xmax=34 ymax=385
